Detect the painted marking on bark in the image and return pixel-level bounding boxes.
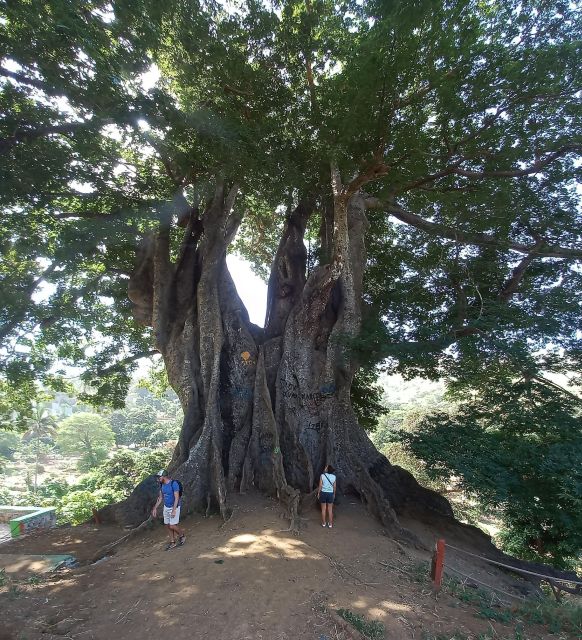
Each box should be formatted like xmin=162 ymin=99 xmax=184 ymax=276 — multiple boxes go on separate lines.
xmin=231 ymin=386 xmax=253 ymax=399
xmin=280 ymin=380 xmax=336 ymax=406
xmin=319 ymin=383 xmax=336 ymax=395
xmin=240 ymin=351 xmax=255 ymax=366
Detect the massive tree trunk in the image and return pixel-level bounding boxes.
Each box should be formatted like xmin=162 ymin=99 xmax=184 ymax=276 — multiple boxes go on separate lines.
xmin=105 ymin=178 xmax=452 ymax=538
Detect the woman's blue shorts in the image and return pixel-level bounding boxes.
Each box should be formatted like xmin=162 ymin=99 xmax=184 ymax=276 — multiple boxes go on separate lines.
xmin=319 ymin=492 xmax=334 ymax=504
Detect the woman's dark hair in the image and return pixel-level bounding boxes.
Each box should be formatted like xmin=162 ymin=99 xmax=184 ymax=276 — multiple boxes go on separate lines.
xmin=325 ymin=464 xmax=335 ymax=474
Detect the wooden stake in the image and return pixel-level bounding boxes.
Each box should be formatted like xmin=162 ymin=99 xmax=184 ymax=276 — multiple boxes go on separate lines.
xmin=431 ymin=538 xmax=445 ymax=590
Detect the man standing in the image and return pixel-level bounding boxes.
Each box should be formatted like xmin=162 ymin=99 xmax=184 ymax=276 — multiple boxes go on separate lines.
xmin=152 ymin=470 xmax=186 ymax=550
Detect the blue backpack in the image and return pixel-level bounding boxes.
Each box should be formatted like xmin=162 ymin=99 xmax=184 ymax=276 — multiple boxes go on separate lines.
xmin=161 ymin=479 xmax=183 ymax=498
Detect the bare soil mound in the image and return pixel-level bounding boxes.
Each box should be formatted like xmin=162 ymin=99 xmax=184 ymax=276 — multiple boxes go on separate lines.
xmin=0 ymin=494 xmax=574 ymax=640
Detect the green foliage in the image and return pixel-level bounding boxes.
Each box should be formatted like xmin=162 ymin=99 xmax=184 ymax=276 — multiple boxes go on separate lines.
xmin=77 ymin=448 xmax=170 ymax=495
xmin=351 ymin=367 xmax=385 ymax=432
xmin=109 ymin=381 xmax=181 ymax=446
xmin=56 ymin=412 xmax=115 ymax=470
xmin=34 ymin=478 xmax=70 ymax=501
xmin=0 ymin=430 xmax=21 ymax=460
xmin=0 ymin=379 xmax=37 ymax=431
xmin=399 ymin=379 xmax=582 ymax=568
xmin=136 ymin=361 xmax=172 ymax=398
xmin=0 ymin=0 xmax=579 ymax=405
xmin=517 ymin=598 xmax=582 ymax=636
xmin=0 ymin=486 xmax=11 ymax=504
xmin=133 ymin=449 xmax=171 ymax=481
xmin=409 ymin=561 xmax=582 ymax=638
xmin=371 ymin=376 xmax=451 ymax=493
xmin=380 ymin=441 xmax=447 ymax=496
xmin=58 ymin=489 xmax=120 ymax=526
xmin=109 ymin=405 xmax=158 ymax=446
xmin=336 ymin=609 xmax=385 ymax=640
xmin=30 ymin=448 xmax=171 ymax=524
xmin=442 ymin=573 xmax=582 ymax=636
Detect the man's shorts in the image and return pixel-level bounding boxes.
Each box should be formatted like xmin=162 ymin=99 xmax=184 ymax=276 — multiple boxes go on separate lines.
xmin=163 ymin=505 xmax=181 ymax=525
xmin=319 ymin=492 xmax=334 ymax=504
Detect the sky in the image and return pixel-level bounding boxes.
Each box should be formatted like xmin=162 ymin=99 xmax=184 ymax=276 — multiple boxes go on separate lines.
xmin=226 ymin=255 xmax=268 ymax=326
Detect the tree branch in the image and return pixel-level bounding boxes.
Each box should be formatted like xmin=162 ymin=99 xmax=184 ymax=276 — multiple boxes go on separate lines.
xmin=530 ymin=374 xmax=582 ymax=404
xmin=395 ymin=144 xmax=581 ymax=193
xmin=303 ymin=0 xmax=319 ymax=119
xmin=364 ymin=199 xmax=582 ymax=259
xmin=390 ymin=68 xmax=456 ymax=113
xmin=0 ymin=263 xmax=58 ymax=342
xmin=453 ymin=144 xmax=581 ymax=179
xmin=497 ymin=239 xmax=544 ymax=302
xmin=95 ymin=350 xmax=159 ymax=376
xmin=330 ymin=161 xmax=342 ymax=198
xmin=0 ymin=67 xmax=58 ymax=94
xmin=0 ymin=118 xmax=114 ymax=154
xmin=54 ymin=209 xmax=126 ymax=220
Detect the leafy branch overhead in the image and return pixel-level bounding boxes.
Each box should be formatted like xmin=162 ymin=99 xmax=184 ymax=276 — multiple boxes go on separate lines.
xmin=0 ymin=3 xmax=578 ymax=405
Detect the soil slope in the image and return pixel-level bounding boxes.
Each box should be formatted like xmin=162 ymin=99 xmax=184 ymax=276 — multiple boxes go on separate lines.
xmin=0 ymin=494 xmax=568 ymax=640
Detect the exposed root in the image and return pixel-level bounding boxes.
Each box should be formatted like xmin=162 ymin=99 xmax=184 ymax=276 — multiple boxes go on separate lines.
xmin=91 ymin=516 xmax=154 ymax=564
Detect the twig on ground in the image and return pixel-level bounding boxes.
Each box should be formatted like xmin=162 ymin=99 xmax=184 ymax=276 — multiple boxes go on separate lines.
xmin=304 ymin=541 xmax=378 ymax=587
xmin=115 ymin=598 xmax=141 ymax=624
xmin=91 ymin=517 xmax=154 ymax=564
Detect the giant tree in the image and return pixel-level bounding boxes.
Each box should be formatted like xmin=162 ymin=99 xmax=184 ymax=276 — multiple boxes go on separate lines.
xmin=1 ymin=0 xmax=581 ymax=546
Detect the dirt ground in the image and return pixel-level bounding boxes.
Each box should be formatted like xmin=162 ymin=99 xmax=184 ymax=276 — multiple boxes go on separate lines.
xmin=0 ymin=493 xmax=573 ymax=640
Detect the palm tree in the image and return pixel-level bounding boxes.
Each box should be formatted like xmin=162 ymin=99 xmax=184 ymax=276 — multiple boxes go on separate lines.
xmin=23 ymin=403 xmax=56 ymax=492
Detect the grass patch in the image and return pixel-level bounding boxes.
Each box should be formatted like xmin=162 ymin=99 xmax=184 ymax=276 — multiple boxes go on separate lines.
xmin=405 ymin=562 xmax=582 ymax=637
xmin=421 ymin=624 xmax=547 ymax=640
xmin=337 ymin=608 xmax=385 ymax=639
xmin=517 ymin=597 xmax=582 ymax=635
xmin=477 ymin=605 xmax=513 ymax=623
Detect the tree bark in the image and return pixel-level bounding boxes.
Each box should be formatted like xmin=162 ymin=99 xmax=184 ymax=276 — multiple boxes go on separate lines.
xmin=103 ymin=177 xmax=581 ymax=586
xmin=103 ymin=179 xmax=453 ymax=542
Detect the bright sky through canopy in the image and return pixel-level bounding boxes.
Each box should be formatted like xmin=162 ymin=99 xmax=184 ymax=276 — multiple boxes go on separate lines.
xmin=226 ymin=255 xmax=267 ymax=327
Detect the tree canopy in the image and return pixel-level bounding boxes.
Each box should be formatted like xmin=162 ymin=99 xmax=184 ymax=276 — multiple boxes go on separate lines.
xmin=56 ymin=411 xmax=115 ymax=469
xmin=1 ymin=0 xmax=581 ymax=409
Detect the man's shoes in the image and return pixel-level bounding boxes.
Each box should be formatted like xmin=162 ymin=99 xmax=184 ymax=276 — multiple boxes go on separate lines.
xmin=165 ymin=541 xmax=177 ymax=550
xmin=178 ymin=535 xmax=186 ymax=546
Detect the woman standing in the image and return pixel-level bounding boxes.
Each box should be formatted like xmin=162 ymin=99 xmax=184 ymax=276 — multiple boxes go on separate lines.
xmin=317 ymin=464 xmax=336 ymax=528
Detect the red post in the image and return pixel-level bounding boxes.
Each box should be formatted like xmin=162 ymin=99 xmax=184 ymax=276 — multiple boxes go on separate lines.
xmin=430 ymin=538 xmax=445 ymax=589
xmin=92 ymin=508 xmax=101 ymax=525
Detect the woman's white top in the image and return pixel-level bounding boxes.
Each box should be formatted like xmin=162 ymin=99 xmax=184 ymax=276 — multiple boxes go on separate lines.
xmin=320 ymin=473 xmax=336 ymax=493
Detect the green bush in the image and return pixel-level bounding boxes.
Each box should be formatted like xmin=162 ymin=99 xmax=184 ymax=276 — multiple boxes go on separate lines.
xmin=0 ymin=431 xmax=21 ymax=460
xmin=399 ymin=380 xmax=582 ymax=568
xmin=58 ymin=488 xmax=123 ymax=525
xmin=35 ymin=448 xmax=171 ymax=524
